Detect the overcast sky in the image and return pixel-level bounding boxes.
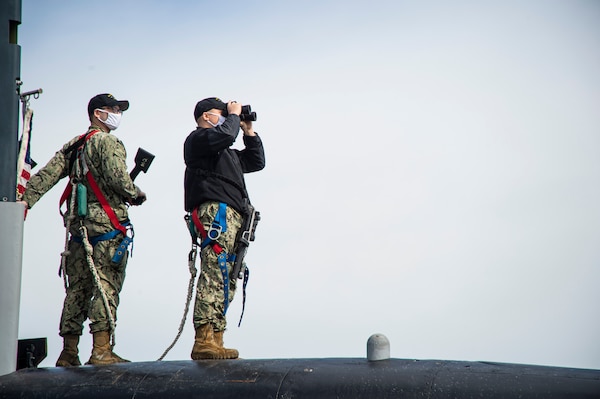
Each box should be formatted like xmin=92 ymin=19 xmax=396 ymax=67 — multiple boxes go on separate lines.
xmin=16 ymin=0 xmax=600 ymax=370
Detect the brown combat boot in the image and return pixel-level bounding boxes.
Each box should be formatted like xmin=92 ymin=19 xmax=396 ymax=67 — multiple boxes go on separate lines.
xmin=86 ymin=331 xmax=130 ymax=365
xmin=191 ymin=323 xmax=238 ymax=360
xmin=214 ymin=330 xmax=239 ymax=359
xmin=56 ymin=335 xmax=81 ymax=367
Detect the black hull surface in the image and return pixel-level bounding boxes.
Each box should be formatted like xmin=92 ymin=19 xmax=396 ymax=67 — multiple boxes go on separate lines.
xmin=1 ymin=358 xmax=599 ymax=398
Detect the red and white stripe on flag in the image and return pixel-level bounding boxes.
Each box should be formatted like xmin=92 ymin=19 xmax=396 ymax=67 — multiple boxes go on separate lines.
xmin=16 ymin=108 xmax=34 ymax=199
xmin=17 ymin=158 xmax=31 ymax=195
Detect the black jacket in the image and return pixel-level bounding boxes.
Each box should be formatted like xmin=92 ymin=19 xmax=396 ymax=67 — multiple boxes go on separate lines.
xmin=184 ymin=114 xmax=265 ymax=213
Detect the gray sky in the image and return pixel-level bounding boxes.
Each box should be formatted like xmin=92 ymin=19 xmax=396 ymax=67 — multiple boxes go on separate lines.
xmin=17 ymin=0 xmax=600 ymax=369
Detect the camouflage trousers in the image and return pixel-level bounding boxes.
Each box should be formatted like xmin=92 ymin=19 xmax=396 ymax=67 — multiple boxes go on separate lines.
xmin=193 ymin=201 xmax=243 ymax=331
xmin=60 ymin=234 xmax=128 ymax=336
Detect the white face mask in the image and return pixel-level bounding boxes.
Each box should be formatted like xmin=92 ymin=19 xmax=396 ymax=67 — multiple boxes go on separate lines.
xmin=206 ymin=112 xmax=226 ymax=127
xmin=97 ymin=109 xmax=122 ymax=130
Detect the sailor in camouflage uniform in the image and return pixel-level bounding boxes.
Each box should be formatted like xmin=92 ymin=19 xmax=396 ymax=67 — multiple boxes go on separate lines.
xmin=21 ymin=94 xmax=146 ymax=366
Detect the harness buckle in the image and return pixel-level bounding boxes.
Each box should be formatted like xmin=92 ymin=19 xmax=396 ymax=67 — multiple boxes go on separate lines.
xmin=207 ymin=223 xmax=222 ymax=241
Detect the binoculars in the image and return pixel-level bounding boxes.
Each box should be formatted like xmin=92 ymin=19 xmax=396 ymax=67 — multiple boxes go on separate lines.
xmin=238 ymin=105 xmax=257 ymax=121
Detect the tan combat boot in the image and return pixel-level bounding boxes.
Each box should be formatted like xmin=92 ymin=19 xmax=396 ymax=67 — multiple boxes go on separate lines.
xmin=214 ymin=330 xmax=239 ymax=359
xmin=86 ymin=331 xmax=130 ymax=365
xmin=56 ymin=335 xmax=82 ymax=367
xmin=191 ymin=323 xmax=238 ymax=360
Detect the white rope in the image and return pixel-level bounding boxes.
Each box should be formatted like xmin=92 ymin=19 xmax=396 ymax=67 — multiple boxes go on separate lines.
xmin=157 ymin=243 xmax=198 ymax=361
xmin=60 ymin=150 xmax=118 ymax=348
xmin=79 ymin=222 xmax=117 ymax=347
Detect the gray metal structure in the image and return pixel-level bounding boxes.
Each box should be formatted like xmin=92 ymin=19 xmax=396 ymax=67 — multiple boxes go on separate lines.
xmin=0 ymin=0 xmax=21 ymax=202
xmin=0 ymin=203 xmax=24 ymax=377
xmin=0 ymin=0 xmax=23 ymax=378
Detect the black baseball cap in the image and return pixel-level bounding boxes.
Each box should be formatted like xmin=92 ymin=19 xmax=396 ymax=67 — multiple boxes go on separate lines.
xmin=88 ymin=93 xmax=130 ymax=117
xmin=194 ymin=97 xmax=227 ymax=121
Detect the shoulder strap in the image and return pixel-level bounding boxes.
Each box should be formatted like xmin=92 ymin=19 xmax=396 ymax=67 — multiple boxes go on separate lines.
xmin=85 ymin=171 xmax=127 ymax=235
xmin=59 ymin=131 xmax=127 ymax=236
xmin=59 ymin=130 xmax=100 ymax=212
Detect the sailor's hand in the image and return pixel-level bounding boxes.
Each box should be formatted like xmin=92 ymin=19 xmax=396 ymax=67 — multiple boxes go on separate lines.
xmin=241 ymin=120 xmax=256 ymax=136
xmin=227 ymin=101 xmax=242 ymax=116
xmin=130 ymin=190 xmax=147 ymax=206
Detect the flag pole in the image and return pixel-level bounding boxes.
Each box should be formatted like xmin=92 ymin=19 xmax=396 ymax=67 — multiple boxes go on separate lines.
xmin=16 ymin=90 xmax=41 ymax=200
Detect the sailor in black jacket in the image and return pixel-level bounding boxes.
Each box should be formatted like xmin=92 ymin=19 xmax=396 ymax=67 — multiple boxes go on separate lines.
xmin=184 ymin=98 xmax=265 ymax=213
xmin=183 ymin=97 xmax=265 ymax=360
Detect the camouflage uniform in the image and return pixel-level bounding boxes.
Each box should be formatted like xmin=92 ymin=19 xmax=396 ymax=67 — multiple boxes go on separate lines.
xmin=22 ymin=126 xmax=139 ymax=336
xmin=193 ymin=201 xmax=243 ymax=331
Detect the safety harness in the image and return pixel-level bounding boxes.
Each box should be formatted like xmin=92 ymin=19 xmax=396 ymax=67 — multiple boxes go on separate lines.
xmin=59 ymin=130 xmax=133 ymax=262
xmin=158 ymin=203 xmax=249 ymax=361
xmin=189 ymin=203 xmax=240 ymax=316
xmin=158 ymin=176 xmax=255 ymax=361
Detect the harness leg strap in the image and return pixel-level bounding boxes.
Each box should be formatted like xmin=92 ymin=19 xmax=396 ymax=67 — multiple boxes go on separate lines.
xmin=218 ymin=252 xmax=229 ymax=315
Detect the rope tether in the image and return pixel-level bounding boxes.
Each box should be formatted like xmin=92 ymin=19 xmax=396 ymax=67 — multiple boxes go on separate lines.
xmin=157 ymin=230 xmax=198 ymax=361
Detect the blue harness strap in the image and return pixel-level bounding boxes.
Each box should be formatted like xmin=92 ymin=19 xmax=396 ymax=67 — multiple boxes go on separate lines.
xmin=111 ymin=235 xmax=133 ymax=263
xmin=192 ymin=203 xmax=237 ymax=316
xmin=188 ymin=204 xmax=251 ymax=321
xmin=72 ymin=228 xmax=121 ymax=246
xmin=71 ymin=221 xmax=133 ymax=263
xmin=203 ymin=202 xmax=228 ymax=245
xmin=217 ymin=252 xmax=230 ymax=315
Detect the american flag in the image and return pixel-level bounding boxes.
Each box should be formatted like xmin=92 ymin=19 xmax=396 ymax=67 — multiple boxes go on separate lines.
xmin=16 ymin=108 xmax=34 ymax=199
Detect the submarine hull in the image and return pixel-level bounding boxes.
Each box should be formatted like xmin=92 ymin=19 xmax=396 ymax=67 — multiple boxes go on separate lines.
xmin=1 ymin=358 xmax=599 ymax=398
